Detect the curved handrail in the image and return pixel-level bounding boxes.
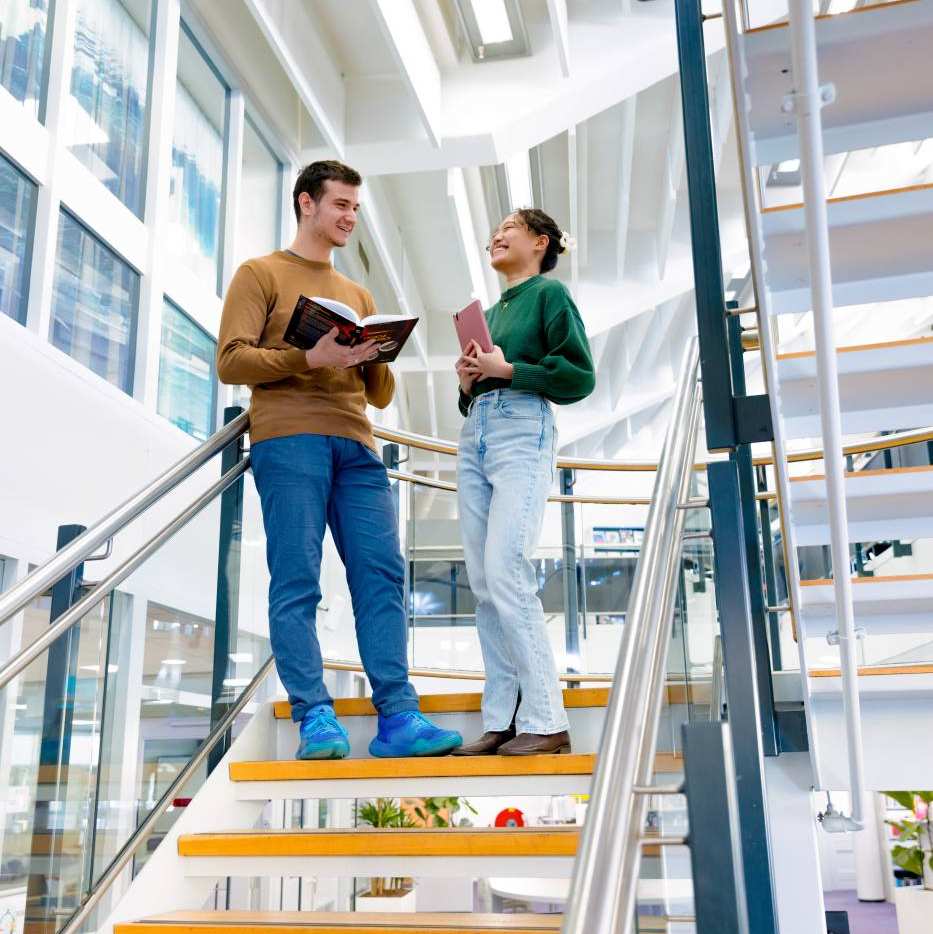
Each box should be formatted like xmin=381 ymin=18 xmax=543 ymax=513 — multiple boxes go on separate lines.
xmin=0 ymin=458 xmax=251 ymax=692
xmin=563 ymin=339 xmax=702 ymax=933
xmin=0 ymin=411 xmax=250 ymax=628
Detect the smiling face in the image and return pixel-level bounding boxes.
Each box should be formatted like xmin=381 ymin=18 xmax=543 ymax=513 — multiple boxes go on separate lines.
xmin=487 ymin=213 xmax=549 ymax=275
xmin=298 ymin=179 xmax=360 ymax=249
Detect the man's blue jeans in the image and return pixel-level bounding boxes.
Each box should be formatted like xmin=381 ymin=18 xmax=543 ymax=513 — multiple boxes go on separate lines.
xmin=250 ymin=433 xmax=419 ymax=722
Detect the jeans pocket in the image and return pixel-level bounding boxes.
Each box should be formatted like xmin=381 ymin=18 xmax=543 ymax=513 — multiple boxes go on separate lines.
xmin=497 ymin=395 xmax=544 ymax=419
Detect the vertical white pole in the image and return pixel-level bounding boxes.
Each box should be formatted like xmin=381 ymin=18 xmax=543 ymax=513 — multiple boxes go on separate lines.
xmin=786 ymin=0 xmax=865 ymax=826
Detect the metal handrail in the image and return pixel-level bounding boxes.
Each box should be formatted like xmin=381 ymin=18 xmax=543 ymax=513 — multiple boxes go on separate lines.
xmin=786 ymin=0 xmax=866 ymax=827
xmin=563 ymin=338 xmax=701 ymax=933
xmin=0 ymin=458 xmax=250 ymax=691
xmin=0 ymin=411 xmax=250 ymax=628
xmin=59 ymin=654 xmax=276 ymax=934
xmin=721 ymin=0 xmax=825 ymax=791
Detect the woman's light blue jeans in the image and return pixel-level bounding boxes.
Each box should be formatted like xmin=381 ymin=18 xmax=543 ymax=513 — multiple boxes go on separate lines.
xmin=457 ymin=389 xmax=569 ymax=736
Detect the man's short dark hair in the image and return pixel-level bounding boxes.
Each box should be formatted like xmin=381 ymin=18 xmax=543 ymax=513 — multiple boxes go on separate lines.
xmin=292 ymin=161 xmax=362 ymax=223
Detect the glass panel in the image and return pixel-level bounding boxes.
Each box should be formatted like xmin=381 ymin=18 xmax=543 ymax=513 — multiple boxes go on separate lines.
xmin=157 ymin=300 xmax=217 ymax=440
xmin=50 ymin=210 xmax=139 ymax=392
xmin=66 ymin=0 xmax=150 ymax=216
xmin=0 ymin=0 xmax=49 ymax=118
xmin=0 ymin=152 xmax=36 ymax=323
xmin=236 ymin=117 xmax=280 ymax=265
xmin=169 ymin=24 xmax=226 ymax=291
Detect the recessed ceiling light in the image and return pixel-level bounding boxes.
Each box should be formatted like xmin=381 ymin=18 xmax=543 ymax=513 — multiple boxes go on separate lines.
xmin=161 ymin=658 xmax=187 ymax=666
xmin=14 ymin=704 xmax=27 ymax=711
xmin=505 ymin=151 xmax=533 ymax=210
xmin=222 ymin=677 xmax=251 ymax=688
xmin=471 ymin=0 xmax=513 ymax=44
xmin=80 ymin=664 xmax=119 ymax=673
xmin=229 ymin=653 xmax=253 ymax=664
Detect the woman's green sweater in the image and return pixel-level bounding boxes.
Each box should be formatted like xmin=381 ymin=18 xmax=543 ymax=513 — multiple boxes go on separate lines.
xmin=458 ymin=275 xmax=596 ymax=416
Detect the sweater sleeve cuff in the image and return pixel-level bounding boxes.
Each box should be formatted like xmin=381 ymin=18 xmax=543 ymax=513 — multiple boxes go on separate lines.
xmin=509 ymin=361 xmax=549 ymax=394
xmin=458 ymin=388 xmax=471 ymax=417
xmin=283 ymin=347 xmax=310 ymax=374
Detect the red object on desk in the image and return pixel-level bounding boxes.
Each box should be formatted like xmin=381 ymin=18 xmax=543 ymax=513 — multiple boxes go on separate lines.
xmin=494 ymin=807 xmax=525 ymax=828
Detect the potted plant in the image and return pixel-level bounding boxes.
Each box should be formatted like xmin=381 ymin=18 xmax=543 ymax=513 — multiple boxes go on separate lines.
xmin=410 ymin=796 xmax=478 ymax=828
xmin=354 ymin=798 xmax=417 ymax=912
xmin=885 ymin=791 xmax=933 ymax=889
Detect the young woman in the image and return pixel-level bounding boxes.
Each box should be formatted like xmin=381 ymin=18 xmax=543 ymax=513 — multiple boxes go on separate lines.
xmin=452 ymin=209 xmax=595 ymax=756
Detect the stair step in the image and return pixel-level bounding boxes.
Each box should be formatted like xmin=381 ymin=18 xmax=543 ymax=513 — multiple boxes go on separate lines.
xmin=789 ymin=466 xmax=933 ymax=546
xmin=273 ymin=689 xmax=609 ymax=720
xmin=115 ymin=911 xmax=562 ymax=933
xmin=799 ymin=573 xmax=933 ymax=637
xmin=762 ymin=184 xmax=933 ymax=314
xmin=176 ymin=828 xmax=587 ymax=879
xmin=743 ymin=0 xmax=933 ymax=164
xmin=230 ymin=754 xmax=597 ymax=801
xmin=777 ymin=336 xmax=933 ymax=437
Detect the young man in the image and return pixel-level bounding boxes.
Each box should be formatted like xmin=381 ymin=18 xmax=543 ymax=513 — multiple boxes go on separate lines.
xmin=217 ymin=161 xmax=461 ymax=759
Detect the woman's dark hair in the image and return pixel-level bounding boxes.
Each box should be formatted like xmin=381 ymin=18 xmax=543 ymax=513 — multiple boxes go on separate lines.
xmin=512 ymin=207 xmax=566 ymax=273
xmin=293 ymin=160 xmax=363 ymax=223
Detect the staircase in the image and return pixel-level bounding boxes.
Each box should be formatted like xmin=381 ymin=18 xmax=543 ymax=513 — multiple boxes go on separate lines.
xmin=723 ymin=0 xmax=933 ymax=793
xmin=104 ymin=689 xmax=688 ymax=934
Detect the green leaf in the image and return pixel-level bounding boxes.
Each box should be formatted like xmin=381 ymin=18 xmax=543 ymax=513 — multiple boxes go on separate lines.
xmin=916 ymin=792 xmax=933 ymax=805
xmin=891 ymin=845 xmax=924 ymax=877
xmin=885 ymin=791 xmax=917 ymax=811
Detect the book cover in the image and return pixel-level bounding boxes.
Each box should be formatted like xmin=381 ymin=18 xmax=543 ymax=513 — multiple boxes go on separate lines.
xmin=283 ymin=295 xmax=418 ymax=364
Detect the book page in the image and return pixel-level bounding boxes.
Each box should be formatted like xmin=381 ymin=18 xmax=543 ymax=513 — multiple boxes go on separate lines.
xmin=311 ymin=295 xmax=360 ymax=324
xmin=364 ymin=312 xmax=416 ymax=326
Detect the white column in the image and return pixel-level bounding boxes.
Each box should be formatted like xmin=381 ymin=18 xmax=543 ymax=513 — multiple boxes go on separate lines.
xmin=853 ymin=790 xmax=888 ymax=902
xmin=765 ymin=752 xmax=828 ymax=934
xmin=24 ymin=0 xmax=78 ymax=338
xmin=220 ymin=90 xmax=245 ymax=294
xmin=135 ymin=0 xmax=181 ymax=408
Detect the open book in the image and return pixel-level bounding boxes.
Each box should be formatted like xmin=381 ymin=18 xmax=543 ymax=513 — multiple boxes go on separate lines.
xmin=283 ymin=295 xmax=418 ymax=364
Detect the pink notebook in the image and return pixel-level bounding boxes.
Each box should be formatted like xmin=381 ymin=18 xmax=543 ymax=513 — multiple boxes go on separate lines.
xmin=453 ymin=299 xmax=493 ymax=354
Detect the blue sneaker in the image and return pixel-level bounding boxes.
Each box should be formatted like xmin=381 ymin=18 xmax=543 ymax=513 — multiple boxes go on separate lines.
xmin=369 ymin=709 xmax=463 ymax=758
xmin=296 ymin=704 xmax=350 ymax=760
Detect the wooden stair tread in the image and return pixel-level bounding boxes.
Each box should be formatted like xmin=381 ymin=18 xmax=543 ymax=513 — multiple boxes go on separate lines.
xmin=178 ymin=827 xmax=579 ymax=858
xmin=274 ymin=689 xmax=609 ymax=720
xmin=116 ymin=912 xmax=562 ymax=933
xmin=230 ymin=754 xmax=595 ymax=782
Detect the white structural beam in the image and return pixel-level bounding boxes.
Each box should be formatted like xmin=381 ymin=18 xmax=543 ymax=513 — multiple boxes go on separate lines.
xmin=357 ymin=179 xmax=429 ymax=370
xmin=241 ymin=0 xmax=345 ymax=155
xmin=546 ymin=0 xmax=572 ymax=78
xmin=568 ymin=126 xmax=580 ymax=298
xmin=367 ymin=0 xmax=443 ymax=148
xmin=555 ymin=384 xmax=676 ymax=447
xmin=447 ymin=168 xmax=490 ymax=308
xmin=616 ymin=95 xmax=637 ymax=281
xmin=656 ymin=83 xmax=685 ymax=280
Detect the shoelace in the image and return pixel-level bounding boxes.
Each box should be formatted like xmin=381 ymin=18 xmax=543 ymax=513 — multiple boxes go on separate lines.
xmin=303 ymin=708 xmax=338 ymax=736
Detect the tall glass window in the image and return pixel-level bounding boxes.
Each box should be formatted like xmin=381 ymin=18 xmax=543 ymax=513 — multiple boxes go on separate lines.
xmin=169 ymin=24 xmax=226 ymax=291
xmin=236 ymin=116 xmax=280 ymax=265
xmin=66 ymin=0 xmax=150 ymax=216
xmin=0 ymin=152 xmax=36 ymax=323
xmin=157 ymin=300 xmax=216 ymax=440
xmin=50 ymin=210 xmax=138 ymax=392
xmin=0 ymin=0 xmax=49 ymax=118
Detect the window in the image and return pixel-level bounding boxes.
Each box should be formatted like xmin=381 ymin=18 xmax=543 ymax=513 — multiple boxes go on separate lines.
xmin=0 ymin=152 xmax=36 ymax=323
xmin=158 ymin=300 xmax=216 ymax=440
xmin=66 ymin=0 xmax=150 ymax=216
xmin=169 ymin=24 xmax=226 ymax=291
xmin=50 ymin=210 xmax=138 ymax=392
xmin=0 ymin=0 xmax=50 ymax=118
xmin=236 ymin=116 xmax=281 ymax=265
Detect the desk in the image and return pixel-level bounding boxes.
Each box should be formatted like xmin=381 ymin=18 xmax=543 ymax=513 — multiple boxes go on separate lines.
xmin=895 ymin=886 xmax=933 ymax=934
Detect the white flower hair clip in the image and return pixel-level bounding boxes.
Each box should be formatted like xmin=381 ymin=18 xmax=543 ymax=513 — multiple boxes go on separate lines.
xmin=559 ymin=231 xmax=577 ymax=252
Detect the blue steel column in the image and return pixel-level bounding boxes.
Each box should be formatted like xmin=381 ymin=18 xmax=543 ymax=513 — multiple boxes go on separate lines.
xmin=728 ymin=317 xmax=779 ymax=755
xmin=26 ymin=524 xmax=86 ymax=934
xmin=708 ymin=460 xmax=778 ymax=934
xmin=208 ymin=406 xmax=246 ymax=774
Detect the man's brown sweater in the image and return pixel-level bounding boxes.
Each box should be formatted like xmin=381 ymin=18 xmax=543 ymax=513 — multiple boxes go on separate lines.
xmin=216 ymin=250 xmax=394 ymax=450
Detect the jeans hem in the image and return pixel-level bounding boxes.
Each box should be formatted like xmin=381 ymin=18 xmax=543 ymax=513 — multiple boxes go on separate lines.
xmin=377 ymin=698 xmax=421 ymax=717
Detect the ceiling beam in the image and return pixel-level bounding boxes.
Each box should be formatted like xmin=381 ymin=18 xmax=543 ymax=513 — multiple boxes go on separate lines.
xmin=447 ymin=168 xmax=490 ymax=308
xmin=555 ymin=384 xmax=677 ymax=447
xmin=656 ymin=82 xmax=685 ymax=280
xmin=367 ymin=0 xmax=443 ymax=148
xmin=615 ymin=95 xmax=637 ymax=281
xmin=568 ymin=126 xmax=580 ymax=298
xmin=241 ymin=0 xmax=345 ymax=155
xmin=546 ymin=0 xmax=572 ymax=78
